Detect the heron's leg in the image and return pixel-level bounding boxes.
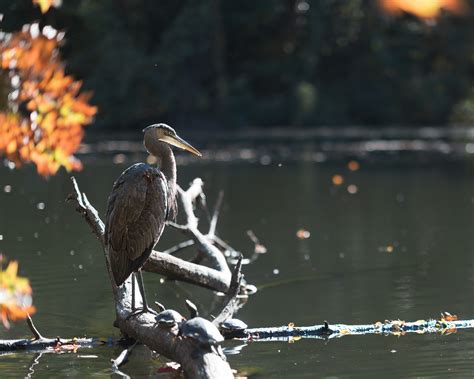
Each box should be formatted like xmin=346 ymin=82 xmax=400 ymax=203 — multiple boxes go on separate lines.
xmin=131 ymin=273 xmax=136 ymax=312
xmin=136 ymin=269 xmax=158 ymax=315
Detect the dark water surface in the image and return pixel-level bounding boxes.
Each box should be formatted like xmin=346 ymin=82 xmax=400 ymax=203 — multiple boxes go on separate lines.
xmin=1 ymin=154 xmax=474 ymax=378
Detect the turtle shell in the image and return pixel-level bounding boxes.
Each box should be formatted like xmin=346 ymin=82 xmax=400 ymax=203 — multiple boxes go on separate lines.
xmin=180 ymin=317 xmax=224 ymax=346
xmin=155 ymin=309 xmax=184 ymax=326
xmin=220 ymin=318 xmax=248 ymax=332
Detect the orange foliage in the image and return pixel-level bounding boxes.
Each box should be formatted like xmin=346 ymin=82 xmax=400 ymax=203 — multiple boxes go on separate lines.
xmin=379 ymin=0 xmax=468 ymax=19
xmin=32 ymin=0 xmax=61 ymax=14
xmin=0 ymin=24 xmax=97 ymax=176
xmin=0 ymin=260 xmax=36 ymax=329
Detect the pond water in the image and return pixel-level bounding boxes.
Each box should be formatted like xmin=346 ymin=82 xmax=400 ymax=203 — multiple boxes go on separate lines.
xmin=1 ymin=150 xmax=474 ymax=378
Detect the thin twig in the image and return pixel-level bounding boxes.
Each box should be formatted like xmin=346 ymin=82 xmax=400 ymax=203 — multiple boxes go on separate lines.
xmin=26 ymin=314 xmax=44 ymax=340
xmin=209 ymin=191 xmax=224 ymax=237
xmin=163 ymin=239 xmax=195 ymax=255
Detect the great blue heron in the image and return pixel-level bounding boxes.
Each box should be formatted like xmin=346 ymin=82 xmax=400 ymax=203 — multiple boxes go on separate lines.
xmin=104 ymin=123 xmax=201 ymax=314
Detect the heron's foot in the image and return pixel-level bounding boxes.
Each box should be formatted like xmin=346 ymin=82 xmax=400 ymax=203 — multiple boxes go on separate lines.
xmin=126 ymin=305 xmax=159 ymax=320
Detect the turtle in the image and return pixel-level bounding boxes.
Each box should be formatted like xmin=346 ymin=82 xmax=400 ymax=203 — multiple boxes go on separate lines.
xmin=219 ymin=318 xmax=248 ymax=338
xmin=154 ymin=302 xmax=185 ymax=333
xmin=180 ymin=317 xmax=224 ymax=351
xmin=181 ymin=299 xmax=225 ymax=357
xmin=155 ymin=309 xmax=185 ymax=328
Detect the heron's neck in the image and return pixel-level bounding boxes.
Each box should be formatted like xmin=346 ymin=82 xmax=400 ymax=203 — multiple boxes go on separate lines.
xmin=144 ymin=138 xmax=178 ymax=219
xmin=145 ymin=139 xmax=176 ymax=189
xmin=160 ymin=145 xmax=177 ymax=220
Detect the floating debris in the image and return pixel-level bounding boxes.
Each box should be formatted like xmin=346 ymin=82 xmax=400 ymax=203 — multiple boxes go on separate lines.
xmin=260 ymin=155 xmax=272 ymax=165
xmin=296 ymin=229 xmax=311 ymax=239
xmin=272 ymin=269 xmax=280 ymax=275
xmin=332 ymin=174 xmax=344 ymax=186
xmin=441 ymin=311 xmax=458 ymax=322
xmin=348 ymin=160 xmax=360 ymax=171
xmin=3 ymin=185 xmax=11 ymax=193
xmin=379 ymin=245 xmax=395 ymax=253
xmin=112 ymin=153 xmax=126 ymax=164
xmin=36 ymin=202 xmax=45 ymax=210
xmin=347 ymin=184 xmax=358 ymax=194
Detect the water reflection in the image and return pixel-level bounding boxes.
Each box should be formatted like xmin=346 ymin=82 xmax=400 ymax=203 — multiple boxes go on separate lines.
xmin=1 ymin=156 xmax=474 ymax=377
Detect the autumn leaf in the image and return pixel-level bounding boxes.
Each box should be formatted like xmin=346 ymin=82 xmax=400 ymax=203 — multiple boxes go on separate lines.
xmin=441 ymin=311 xmax=458 ymax=322
xmin=0 ymin=23 xmax=97 ymax=177
xmin=0 ymin=260 xmax=36 ymax=329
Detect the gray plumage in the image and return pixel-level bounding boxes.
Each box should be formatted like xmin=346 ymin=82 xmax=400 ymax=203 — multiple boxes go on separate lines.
xmin=104 ymin=124 xmax=201 ymax=290
xmin=105 ymin=163 xmax=169 ymax=286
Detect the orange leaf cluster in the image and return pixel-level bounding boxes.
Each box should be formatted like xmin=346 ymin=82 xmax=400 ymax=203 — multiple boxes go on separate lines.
xmin=0 ymin=260 xmax=36 ymax=329
xmin=0 ymin=24 xmax=97 ymax=176
xmin=379 ymin=0 xmax=468 ymax=19
xmin=32 ymin=0 xmax=61 ymax=14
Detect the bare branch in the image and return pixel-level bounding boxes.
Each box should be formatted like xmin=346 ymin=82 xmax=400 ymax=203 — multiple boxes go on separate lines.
xmin=67 ymin=176 xmax=105 ymax=245
xmin=209 ymin=191 xmax=224 ymax=237
xmin=0 ymin=336 xmax=94 ymax=351
xmin=144 ymin=251 xmax=230 ymax=292
xmin=172 ymin=183 xmax=231 ymax=275
xmin=67 ymin=177 xmax=118 ymax=298
xmin=185 ymin=178 xmax=204 ymax=202
xmin=212 ymin=235 xmax=242 ymax=257
xmin=213 ymin=255 xmax=243 ymax=326
xmin=245 ymin=318 xmax=474 ymax=341
xmin=0 ymin=311 xmax=95 ymax=352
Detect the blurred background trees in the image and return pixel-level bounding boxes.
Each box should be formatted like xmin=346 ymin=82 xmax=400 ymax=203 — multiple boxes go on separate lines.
xmin=1 ymin=0 xmax=474 ymax=132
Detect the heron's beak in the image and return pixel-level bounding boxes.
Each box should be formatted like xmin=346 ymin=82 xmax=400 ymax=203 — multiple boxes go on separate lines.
xmin=160 ymin=134 xmax=202 ymax=157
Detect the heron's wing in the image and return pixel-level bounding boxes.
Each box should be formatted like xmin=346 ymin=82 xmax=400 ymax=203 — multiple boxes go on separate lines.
xmin=105 ymin=163 xmax=168 ymax=285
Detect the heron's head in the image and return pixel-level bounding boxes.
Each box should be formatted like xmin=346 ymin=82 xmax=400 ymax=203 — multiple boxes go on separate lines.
xmin=143 ymin=123 xmax=201 ymax=157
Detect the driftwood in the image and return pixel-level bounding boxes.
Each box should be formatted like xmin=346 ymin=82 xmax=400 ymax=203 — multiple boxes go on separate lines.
xmin=0 ymin=315 xmax=95 ymax=352
xmin=236 ymin=318 xmax=474 ymax=342
xmin=69 ymin=176 xmax=235 ymax=379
